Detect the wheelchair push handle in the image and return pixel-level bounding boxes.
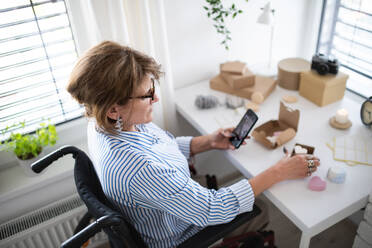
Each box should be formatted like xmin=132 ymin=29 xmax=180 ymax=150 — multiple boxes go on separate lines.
xmin=31 ymin=145 xmax=83 ymax=173
xmin=60 ymin=215 xmax=122 ymax=248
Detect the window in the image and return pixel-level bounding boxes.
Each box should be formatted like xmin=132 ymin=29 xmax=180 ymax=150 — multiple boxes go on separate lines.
xmin=0 ymin=0 xmax=83 ymax=139
xmin=316 ymin=0 xmax=372 ymax=98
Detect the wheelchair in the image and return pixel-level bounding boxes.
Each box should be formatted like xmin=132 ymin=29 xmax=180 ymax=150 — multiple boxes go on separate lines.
xmin=32 ymin=145 xmax=268 ymax=248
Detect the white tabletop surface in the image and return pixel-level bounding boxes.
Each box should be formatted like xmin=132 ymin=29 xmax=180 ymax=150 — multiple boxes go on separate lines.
xmin=175 ymin=80 xmax=372 ymax=237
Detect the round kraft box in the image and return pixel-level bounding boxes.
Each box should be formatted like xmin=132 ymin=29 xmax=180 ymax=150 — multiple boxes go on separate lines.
xmin=278 ymin=58 xmax=310 ymax=90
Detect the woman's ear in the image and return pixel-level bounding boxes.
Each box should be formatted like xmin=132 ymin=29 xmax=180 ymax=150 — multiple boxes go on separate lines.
xmin=106 ymin=105 xmax=119 ymax=120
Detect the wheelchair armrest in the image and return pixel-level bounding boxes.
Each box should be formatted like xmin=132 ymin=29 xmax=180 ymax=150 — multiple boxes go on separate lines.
xmin=31 ymin=145 xmax=82 ymax=173
xmin=60 ymin=215 xmax=122 ymax=248
xmin=178 ymin=204 xmax=261 ymax=248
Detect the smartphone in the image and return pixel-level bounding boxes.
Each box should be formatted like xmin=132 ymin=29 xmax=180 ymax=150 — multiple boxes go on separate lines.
xmin=229 ymin=109 xmax=258 ymax=149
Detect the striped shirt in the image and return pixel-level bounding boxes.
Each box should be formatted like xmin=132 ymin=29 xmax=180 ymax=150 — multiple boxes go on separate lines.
xmin=87 ymin=121 xmax=255 ymax=248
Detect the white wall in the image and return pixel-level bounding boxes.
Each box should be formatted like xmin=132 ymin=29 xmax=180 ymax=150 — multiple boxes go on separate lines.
xmin=164 ymin=0 xmax=323 ymax=181
xmin=163 ymin=0 xmax=322 ymax=89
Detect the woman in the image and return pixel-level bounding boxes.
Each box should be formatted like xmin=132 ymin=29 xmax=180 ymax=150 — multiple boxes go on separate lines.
xmin=67 ymin=41 xmax=320 ymax=248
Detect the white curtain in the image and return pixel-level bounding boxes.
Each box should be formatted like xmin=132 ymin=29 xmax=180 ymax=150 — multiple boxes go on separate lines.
xmin=66 ymin=0 xmax=178 ymax=133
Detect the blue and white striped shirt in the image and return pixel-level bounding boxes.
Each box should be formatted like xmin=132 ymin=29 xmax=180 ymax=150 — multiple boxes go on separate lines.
xmin=87 ymin=121 xmax=255 ymax=248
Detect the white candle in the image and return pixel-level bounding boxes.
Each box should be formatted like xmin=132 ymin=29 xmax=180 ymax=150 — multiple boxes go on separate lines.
xmin=335 ymin=108 xmax=349 ymax=124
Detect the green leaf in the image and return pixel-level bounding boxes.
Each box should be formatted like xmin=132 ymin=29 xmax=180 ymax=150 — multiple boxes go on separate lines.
xmin=1 ymin=121 xmax=58 ymax=160
xmin=204 ymin=0 xmax=247 ymax=50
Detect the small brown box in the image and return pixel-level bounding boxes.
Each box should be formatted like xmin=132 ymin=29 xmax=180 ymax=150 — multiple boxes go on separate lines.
xmin=210 ymin=74 xmax=276 ymax=101
xmin=221 ymin=68 xmax=255 ymax=89
xmin=291 ymin=143 xmax=315 ymax=157
xmin=252 ymin=102 xmax=300 ymax=149
xmin=299 ymin=70 xmax=349 ymax=107
xmin=220 ymin=61 xmax=247 ymax=75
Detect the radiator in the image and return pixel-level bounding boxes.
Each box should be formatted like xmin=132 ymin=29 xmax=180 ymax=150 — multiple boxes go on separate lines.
xmin=0 ymin=194 xmax=107 ymax=248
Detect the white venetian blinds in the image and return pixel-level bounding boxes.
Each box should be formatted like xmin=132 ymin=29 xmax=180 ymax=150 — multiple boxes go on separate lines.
xmin=317 ymin=0 xmax=372 ymax=97
xmin=0 ymin=0 xmax=82 ymax=138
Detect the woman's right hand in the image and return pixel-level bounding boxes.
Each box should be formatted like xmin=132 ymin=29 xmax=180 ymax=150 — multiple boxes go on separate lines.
xmin=249 ymin=151 xmax=321 ymax=197
xmin=273 ymin=153 xmax=321 ymax=181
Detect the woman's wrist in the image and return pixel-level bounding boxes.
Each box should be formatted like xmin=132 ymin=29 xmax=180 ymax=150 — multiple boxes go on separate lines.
xmin=206 ymin=134 xmax=214 ymax=149
xmin=268 ymin=165 xmax=283 ymax=184
xmin=190 ymin=135 xmax=213 ymax=155
xmin=249 ymin=165 xmax=283 ymax=197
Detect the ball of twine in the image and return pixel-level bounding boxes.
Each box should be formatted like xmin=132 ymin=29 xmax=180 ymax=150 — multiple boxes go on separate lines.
xmin=225 ymin=95 xmax=244 ymax=109
xmin=195 ymin=95 xmax=219 ymax=109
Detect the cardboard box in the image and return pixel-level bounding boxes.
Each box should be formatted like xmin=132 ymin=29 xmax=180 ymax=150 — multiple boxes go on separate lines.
xmin=252 ymin=102 xmax=300 ymax=149
xmin=299 ymin=70 xmax=349 ymax=106
xmin=221 ymin=68 xmax=255 ymax=89
xmin=220 ymin=61 xmax=247 ymax=75
xmin=291 ymin=143 xmax=315 ymax=157
xmin=209 ymin=74 xmax=276 ymax=101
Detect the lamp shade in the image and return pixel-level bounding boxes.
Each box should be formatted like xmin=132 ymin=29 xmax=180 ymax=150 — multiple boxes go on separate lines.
xmin=257 ymin=2 xmax=274 ymax=26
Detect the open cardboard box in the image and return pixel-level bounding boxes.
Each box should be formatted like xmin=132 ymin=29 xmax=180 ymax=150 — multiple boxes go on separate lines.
xmin=291 ymin=143 xmax=315 ymax=157
xmin=252 ymin=102 xmax=300 ymax=149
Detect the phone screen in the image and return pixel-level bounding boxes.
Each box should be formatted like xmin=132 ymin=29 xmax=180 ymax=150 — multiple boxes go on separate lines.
xmin=229 ymin=109 xmax=258 ymax=149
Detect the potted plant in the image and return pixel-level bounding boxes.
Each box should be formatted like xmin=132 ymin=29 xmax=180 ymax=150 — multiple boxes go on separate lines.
xmin=1 ymin=121 xmax=58 ymax=176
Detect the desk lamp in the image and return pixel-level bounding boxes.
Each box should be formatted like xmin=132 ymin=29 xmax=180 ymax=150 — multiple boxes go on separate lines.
xmin=256 ymin=2 xmax=276 ymax=76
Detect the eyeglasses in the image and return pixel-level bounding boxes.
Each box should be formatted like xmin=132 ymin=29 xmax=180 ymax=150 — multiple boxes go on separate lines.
xmin=129 ymin=78 xmax=155 ymax=101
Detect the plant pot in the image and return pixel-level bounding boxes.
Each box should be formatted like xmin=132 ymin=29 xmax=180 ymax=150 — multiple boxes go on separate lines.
xmin=16 ymin=150 xmax=46 ymax=177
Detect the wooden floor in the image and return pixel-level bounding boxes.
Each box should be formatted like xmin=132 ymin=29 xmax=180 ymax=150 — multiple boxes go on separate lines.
xmin=262 ymin=194 xmax=357 ymax=248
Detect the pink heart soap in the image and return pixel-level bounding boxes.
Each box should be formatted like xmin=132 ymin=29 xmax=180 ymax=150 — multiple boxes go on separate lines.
xmin=308 ymin=176 xmax=326 ymax=191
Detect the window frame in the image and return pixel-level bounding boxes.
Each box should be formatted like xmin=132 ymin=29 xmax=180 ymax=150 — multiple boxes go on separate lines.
xmin=316 ymin=0 xmax=371 ymax=100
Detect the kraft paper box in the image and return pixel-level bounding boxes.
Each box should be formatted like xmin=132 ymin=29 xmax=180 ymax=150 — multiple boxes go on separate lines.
xmin=299 ymin=70 xmax=349 ymax=107
xmin=220 ymin=61 xmax=247 ymax=75
xmin=221 ymin=68 xmax=255 ymax=89
xmin=252 ymin=102 xmax=300 ymax=149
xmin=277 ymin=58 xmax=310 ymax=90
xmin=291 ymin=143 xmax=315 ymax=157
xmin=209 ymin=74 xmax=276 ymax=101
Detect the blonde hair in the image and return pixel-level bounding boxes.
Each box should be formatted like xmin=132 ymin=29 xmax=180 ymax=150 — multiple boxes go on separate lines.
xmin=67 ymin=41 xmax=162 ymax=134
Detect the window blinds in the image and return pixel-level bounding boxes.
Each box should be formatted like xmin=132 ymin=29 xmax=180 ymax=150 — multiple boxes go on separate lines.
xmin=317 ymin=0 xmax=372 ymax=96
xmin=0 ymin=0 xmax=83 ymax=139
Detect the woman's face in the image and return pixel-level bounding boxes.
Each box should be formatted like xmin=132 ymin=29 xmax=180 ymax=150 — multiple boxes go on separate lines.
xmin=108 ymin=74 xmax=159 ymax=131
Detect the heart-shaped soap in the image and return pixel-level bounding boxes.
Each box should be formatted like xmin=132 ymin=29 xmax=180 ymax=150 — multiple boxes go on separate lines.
xmin=308 ymin=176 xmax=326 ymax=191
xmin=295 ymin=145 xmax=308 ymax=154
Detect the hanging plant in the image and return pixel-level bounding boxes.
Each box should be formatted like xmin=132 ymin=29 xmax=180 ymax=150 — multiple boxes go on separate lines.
xmin=203 ymin=0 xmax=248 ymax=50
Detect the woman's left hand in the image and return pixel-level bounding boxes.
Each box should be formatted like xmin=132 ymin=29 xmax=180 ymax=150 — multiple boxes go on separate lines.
xmin=209 ymin=127 xmax=249 ymax=150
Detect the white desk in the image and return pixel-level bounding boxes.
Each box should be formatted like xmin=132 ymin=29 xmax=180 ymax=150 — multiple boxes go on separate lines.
xmin=175 ymin=80 xmax=372 ymax=248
